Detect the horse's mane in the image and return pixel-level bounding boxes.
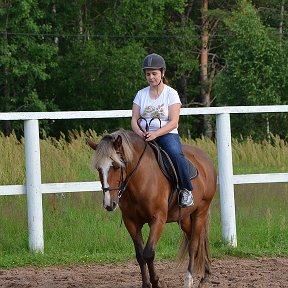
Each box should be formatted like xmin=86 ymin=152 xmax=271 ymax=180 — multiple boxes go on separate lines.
xmin=92 ymin=130 xmax=135 ymax=169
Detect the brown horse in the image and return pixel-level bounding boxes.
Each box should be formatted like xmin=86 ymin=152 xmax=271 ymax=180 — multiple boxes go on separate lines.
xmin=87 ymin=130 xmax=217 ymax=288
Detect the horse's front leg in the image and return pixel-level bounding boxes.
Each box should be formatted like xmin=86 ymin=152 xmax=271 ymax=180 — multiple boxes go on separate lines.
xmin=144 ymin=218 xmax=167 ymax=288
xmin=123 ymin=217 xmax=151 ymax=288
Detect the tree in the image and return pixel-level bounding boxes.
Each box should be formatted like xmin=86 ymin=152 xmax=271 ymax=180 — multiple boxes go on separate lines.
xmin=200 ymin=0 xmax=212 ymax=138
xmin=182 ymin=0 xmax=238 ymax=138
xmin=44 ymin=0 xmax=200 ymax=135
xmin=214 ymin=1 xmax=288 ymax=139
xmin=0 ymin=0 xmax=58 ymax=135
xmin=2 ymin=0 xmax=287 ymax=139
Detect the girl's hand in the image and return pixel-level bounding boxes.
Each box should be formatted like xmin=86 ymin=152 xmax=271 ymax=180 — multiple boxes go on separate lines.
xmin=144 ymin=131 xmax=157 ymax=141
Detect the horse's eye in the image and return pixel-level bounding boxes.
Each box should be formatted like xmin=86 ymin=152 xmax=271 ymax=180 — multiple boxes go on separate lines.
xmin=112 ymin=161 xmax=120 ymax=169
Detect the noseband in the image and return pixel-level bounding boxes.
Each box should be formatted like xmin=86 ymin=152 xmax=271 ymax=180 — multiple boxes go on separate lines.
xmin=102 ymin=141 xmax=148 ymax=199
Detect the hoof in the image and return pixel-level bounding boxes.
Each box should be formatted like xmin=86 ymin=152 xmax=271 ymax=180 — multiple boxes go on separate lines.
xmin=198 ymin=279 xmax=210 ymax=288
xmin=153 ymin=280 xmax=167 ymax=288
xmin=184 ymin=271 xmax=193 ymax=288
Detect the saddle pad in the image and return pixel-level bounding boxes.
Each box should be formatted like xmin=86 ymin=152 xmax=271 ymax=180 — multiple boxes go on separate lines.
xmin=148 ymin=141 xmax=198 ymax=187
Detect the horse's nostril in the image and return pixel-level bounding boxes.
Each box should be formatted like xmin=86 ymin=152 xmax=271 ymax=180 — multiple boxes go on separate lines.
xmin=105 ymin=201 xmax=118 ymax=212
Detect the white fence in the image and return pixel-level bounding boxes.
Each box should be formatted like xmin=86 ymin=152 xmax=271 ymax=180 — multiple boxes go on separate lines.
xmin=1 ymin=105 xmax=288 ymax=253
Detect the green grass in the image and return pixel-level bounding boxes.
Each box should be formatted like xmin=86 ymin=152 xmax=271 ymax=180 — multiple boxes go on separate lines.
xmin=0 ymin=185 xmax=287 ymax=268
xmin=0 ymin=131 xmax=288 ymax=268
xmin=210 ymin=183 xmax=288 ymax=258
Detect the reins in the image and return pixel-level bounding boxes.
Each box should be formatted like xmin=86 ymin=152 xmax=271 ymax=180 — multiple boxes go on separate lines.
xmin=113 ymin=116 xmax=161 ymax=198
xmin=137 ymin=116 xmax=183 ymax=224
xmin=102 ymin=140 xmax=148 ymax=199
xmin=117 ymin=141 xmax=147 ymax=198
xmin=137 ymin=116 xmax=162 ymax=135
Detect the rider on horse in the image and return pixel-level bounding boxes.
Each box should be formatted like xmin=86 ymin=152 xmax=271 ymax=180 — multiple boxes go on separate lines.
xmin=131 ymin=53 xmax=194 ymax=208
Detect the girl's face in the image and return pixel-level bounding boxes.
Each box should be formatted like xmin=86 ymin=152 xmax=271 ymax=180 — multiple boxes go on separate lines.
xmin=144 ymin=69 xmax=163 ymax=87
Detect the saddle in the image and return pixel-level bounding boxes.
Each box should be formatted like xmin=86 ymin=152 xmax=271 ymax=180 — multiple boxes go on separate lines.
xmin=148 ymin=140 xmax=198 ymax=207
xmin=136 ymin=116 xmax=198 ymax=206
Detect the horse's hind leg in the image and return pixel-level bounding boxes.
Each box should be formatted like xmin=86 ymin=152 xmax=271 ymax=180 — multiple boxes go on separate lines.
xmin=180 ymin=217 xmax=194 ymax=288
xmin=181 ymin=208 xmax=211 ymax=288
xmin=194 ymin=211 xmax=211 ymax=288
xmin=198 ymin=262 xmax=210 ymax=288
xmin=197 ymin=211 xmax=211 ymax=288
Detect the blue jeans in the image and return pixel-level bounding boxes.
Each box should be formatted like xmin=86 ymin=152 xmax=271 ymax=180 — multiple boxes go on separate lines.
xmin=155 ymin=133 xmax=193 ymax=191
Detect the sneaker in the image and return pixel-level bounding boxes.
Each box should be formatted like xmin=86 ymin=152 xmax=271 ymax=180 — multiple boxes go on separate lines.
xmin=179 ymin=189 xmax=194 ymax=208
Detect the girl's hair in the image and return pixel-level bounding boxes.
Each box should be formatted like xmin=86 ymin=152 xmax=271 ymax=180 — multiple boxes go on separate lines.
xmin=162 ymin=75 xmax=169 ymax=85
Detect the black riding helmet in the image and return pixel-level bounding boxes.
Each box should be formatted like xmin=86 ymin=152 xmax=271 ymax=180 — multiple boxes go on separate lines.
xmin=142 ymin=53 xmax=166 ymax=71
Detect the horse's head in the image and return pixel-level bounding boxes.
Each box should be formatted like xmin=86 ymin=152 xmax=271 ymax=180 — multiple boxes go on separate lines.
xmin=87 ymin=130 xmax=134 ymax=211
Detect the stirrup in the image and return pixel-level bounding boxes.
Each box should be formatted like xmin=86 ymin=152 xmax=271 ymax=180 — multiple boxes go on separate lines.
xmin=179 ymin=189 xmax=194 ymax=208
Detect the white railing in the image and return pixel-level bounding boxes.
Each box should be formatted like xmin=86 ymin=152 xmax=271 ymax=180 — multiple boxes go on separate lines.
xmin=1 ymin=105 xmax=288 ymax=253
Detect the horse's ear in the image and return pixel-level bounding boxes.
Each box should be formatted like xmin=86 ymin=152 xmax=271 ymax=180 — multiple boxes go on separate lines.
xmin=86 ymin=138 xmax=98 ymax=150
xmin=113 ymin=135 xmax=122 ymax=151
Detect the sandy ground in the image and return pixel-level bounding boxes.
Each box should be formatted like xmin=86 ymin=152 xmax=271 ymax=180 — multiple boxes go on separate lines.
xmin=0 ymin=257 xmax=287 ymax=288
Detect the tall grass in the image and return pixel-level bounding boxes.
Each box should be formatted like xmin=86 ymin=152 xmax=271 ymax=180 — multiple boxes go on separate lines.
xmin=231 ymin=135 xmax=288 ymax=173
xmin=0 ymin=132 xmax=25 ymax=185
xmin=183 ymin=134 xmax=288 ymax=173
xmin=0 ymin=131 xmax=287 ymax=268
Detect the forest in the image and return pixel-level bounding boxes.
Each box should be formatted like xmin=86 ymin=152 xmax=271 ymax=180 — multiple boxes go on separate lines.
xmin=1 ymin=0 xmax=288 ymax=140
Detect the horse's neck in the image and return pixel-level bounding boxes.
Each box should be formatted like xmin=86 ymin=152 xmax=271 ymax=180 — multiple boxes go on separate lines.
xmin=129 ymin=140 xmax=169 ymax=187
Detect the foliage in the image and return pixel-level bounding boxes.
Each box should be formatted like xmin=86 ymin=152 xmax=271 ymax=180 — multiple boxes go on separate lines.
xmin=214 ymin=1 xmax=288 ymax=139
xmin=0 ymin=0 xmax=288 ymax=139
xmin=216 ymin=2 xmax=283 ymax=105
xmin=0 ymin=0 xmax=58 ymax=135
xmin=0 ymin=1 xmax=58 ymax=110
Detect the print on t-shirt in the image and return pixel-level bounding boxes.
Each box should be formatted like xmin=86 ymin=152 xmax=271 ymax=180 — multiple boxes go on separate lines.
xmin=143 ymin=104 xmax=165 ymax=118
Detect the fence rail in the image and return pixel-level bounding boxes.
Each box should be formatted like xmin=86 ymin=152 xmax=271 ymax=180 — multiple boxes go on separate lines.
xmin=1 ymin=105 xmax=288 ymax=253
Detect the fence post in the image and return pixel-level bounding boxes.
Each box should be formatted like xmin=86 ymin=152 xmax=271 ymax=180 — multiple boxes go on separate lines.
xmin=24 ymin=120 xmax=44 ymax=253
xmin=216 ymin=113 xmax=237 ymax=247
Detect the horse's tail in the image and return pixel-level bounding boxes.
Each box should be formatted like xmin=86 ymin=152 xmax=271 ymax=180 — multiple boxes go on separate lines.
xmin=194 ymin=209 xmax=211 ymax=275
xmin=177 ymin=209 xmax=211 ymax=275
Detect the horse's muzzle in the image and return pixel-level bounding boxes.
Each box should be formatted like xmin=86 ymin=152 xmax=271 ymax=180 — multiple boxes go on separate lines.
xmin=104 ymin=199 xmax=118 ymax=212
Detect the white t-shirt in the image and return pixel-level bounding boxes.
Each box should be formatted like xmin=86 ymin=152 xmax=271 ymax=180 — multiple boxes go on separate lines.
xmin=133 ymin=85 xmax=181 ymax=134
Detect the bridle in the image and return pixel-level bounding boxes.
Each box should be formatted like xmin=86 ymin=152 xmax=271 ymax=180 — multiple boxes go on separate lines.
xmin=102 ymin=117 xmax=161 ymax=198
xmin=102 ymin=141 xmax=147 ymax=199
